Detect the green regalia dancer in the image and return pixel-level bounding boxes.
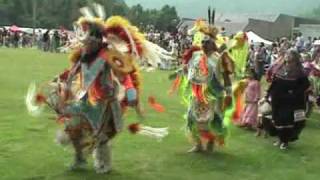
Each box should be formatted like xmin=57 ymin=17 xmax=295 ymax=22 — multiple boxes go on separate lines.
xmin=170 ymin=23 xmax=234 ymax=152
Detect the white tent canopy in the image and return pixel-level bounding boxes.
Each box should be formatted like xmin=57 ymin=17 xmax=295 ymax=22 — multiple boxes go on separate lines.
xmin=246 ymin=31 xmax=273 ymax=45
xmin=314 ymin=40 xmax=320 ymax=46
xmin=2 ymin=26 xmax=49 ymax=34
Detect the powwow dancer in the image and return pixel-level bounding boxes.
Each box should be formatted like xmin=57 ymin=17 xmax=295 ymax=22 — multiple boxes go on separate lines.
xmin=187 ymin=17 xmax=249 ymax=125
xmin=229 ymin=32 xmax=250 ymax=80
xmin=228 ymin=32 xmax=250 ymax=124
xmin=25 ymin=4 xmax=168 ymax=174
xmin=170 ymin=22 xmax=234 ymax=153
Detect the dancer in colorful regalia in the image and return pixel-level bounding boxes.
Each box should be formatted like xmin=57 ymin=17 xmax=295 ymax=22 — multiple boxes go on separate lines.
xmin=188 ymin=19 xmax=250 ymax=125
xmin=226 ymin=32 xmax=250 ymax=124
xmin=25 ymin=4 xmax=168 ymax=174
xmin=229 ymin=32 xmax=249 ymax=79
xmin=170 ymin=22 xmax=234 ymax=153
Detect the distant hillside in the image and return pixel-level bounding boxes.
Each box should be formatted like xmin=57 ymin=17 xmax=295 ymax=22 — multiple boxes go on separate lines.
xmin=125 ymin=0 xmax=319 ymax=19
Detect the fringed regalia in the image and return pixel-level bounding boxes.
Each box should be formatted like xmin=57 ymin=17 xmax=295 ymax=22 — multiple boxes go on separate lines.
xmin=26 ymin=4 xmax=168 ymax=174
xmin=171 ymin=23 xmax=234 ymax=152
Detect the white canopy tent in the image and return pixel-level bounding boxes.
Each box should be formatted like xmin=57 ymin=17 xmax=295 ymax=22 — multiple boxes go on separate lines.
xmin=246 ymin=31 xmax=273 ymax=45
xmin=3 ymin=26 xmax=49 ymax=34
xmin=314 ymin=40 xmax=320 ymax=46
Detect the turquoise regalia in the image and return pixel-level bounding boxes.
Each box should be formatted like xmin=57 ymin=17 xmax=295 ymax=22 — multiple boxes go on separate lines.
xmin=63 ymin=51 xmax=123 ymax=133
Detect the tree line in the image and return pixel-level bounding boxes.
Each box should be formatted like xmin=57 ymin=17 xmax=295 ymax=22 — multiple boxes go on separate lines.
xmin=311 ymin=4 xmax=320 ymax=18
xmin=0 ymin=0 xmax=179 ymax=31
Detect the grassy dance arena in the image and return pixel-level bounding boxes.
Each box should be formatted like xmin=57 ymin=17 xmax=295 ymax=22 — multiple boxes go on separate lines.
xmin=1 ymin=48 xmax=320 ymax=180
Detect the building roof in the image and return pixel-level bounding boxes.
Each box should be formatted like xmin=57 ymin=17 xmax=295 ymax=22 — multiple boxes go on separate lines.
xmin=177 ymin=17 xmax=247 ymax=35
xmin=178 ymin=13 xmax=320 ymax=39
xmin=215 ymin=21 xmax=248 ymax=35
xmin=244 ymin=13 xmax=320 ymax=40
xmin=217 ymin=13 xmax=278 ymax=23
xmin=176 ymin=18 xmax=197 ymax=30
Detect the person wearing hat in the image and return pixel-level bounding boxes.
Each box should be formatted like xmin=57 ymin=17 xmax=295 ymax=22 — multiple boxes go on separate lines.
xmin=173 ymin=24 xmax=233 ymax=153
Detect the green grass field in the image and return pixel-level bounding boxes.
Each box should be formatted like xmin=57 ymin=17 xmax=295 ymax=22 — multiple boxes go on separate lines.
xmin=1 ymin=48 xmax=320 ymax=180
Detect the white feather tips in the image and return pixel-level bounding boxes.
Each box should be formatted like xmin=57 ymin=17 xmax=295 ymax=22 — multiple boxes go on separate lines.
xmin=142 ymin=40 xmax=175 ymax=67
xmin=93 ymin=3 xmax=106 ymax=20
xmin=138 ymin=125 xmax=169 ymax=141
xmin=80 ymin=7 xmax=95 ymax=20
xmin=80 ymin=3 xmax=106 ymax=21
xmin=25 ymin=82 xmax=44 ymax=117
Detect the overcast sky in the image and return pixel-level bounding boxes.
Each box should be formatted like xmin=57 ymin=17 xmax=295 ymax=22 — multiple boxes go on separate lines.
xmin=125 ymin=0 xmax=319 ymax=18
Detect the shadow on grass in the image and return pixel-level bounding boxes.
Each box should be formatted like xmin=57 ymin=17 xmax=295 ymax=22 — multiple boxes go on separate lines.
xmin=172 ymin=150 xmax=251 ymax=173
xmin=42 ymin=168 xmax=140 ymax=180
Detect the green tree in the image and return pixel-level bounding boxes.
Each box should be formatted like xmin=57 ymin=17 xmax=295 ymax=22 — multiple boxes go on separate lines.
xmin=127 ymin=4 xmax=179 ymax=31
xmin=0 ymin=0 xmax=180 ymax=31
xmin=155 ymin=5 xmax=179 ymax=31
xmin=312 ymin=4 xmax=320 ymax=17
xmin=0 ymin=0 xmax=87 ymax=28
xmin=128 ymin=4 xmax=144 ymax=26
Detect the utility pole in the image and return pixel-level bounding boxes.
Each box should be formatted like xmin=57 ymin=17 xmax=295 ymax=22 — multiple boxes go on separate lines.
xmin=32 ymin=0 xmax=37 ymax=46
xmin=32 ymin=0 xmax=37 ymax=29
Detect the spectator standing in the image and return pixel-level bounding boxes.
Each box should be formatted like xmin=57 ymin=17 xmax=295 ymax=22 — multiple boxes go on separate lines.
xmin=42 ymin=30 xmax=50 ymax=51
xmin=254 ymin=42 xmax=267 ymax=81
